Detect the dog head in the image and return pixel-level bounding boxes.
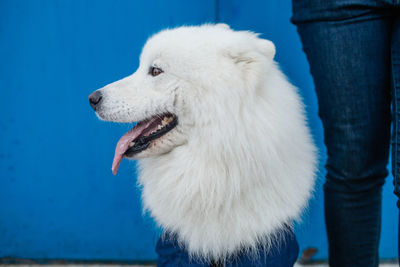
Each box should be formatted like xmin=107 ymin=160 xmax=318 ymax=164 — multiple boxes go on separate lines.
xmin=89 ymin=24 xmax=276 ymax=174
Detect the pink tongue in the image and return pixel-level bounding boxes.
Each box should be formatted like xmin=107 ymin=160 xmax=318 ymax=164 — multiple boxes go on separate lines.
xmin=112 ymin=118 xmax=158 ymax=175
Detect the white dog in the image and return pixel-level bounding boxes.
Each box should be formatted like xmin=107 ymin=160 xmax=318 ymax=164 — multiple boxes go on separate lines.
xmin=89 ymin=24 xmax=316 ymax=262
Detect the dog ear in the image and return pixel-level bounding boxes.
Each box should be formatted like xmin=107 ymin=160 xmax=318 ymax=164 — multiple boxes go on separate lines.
xmin=215 ymin=23 xmax=231 ymax=30
xmin=227 ymin=50 xmax=257 ymax=65
xmin=226 ymin=38 xmax=275 ymax=68
xmin=224 ymin=37 xmax=276 ymax=89
xmin=256 ymin=39 xmax=276 ymax=61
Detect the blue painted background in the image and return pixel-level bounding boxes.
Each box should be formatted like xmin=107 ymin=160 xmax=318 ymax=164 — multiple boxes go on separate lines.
xmin=0 ymin=0 xmax=397 ymax=262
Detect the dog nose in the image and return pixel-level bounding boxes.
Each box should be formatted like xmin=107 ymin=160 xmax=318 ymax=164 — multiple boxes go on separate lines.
xmin=89 ymin=90 xmax=103 ymax=110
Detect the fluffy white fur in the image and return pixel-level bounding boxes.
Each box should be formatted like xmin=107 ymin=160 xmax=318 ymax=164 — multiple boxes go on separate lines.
xmin=95 ymin=24 xmax=317 ymax=261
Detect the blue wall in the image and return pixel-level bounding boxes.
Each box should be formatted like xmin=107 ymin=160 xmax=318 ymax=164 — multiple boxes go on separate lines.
xmin=0 ymin=0 xmax=397 ymax=262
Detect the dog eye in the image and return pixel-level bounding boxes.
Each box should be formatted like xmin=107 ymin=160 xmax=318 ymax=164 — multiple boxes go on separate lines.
xmin=149 ymin=66 xmax=163 ymax=77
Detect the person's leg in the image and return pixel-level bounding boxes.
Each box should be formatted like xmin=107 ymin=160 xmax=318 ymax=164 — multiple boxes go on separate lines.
xmin=226 ymin=228 xmax=299 ymax=267
xmin=292 ymin=3 xmax=393 ymax=266
xmin=156 ymin=232 xmax=207 ymax=267
xmin=156 ymin=228 xmax=299 ymax=267
xmin=391 ymin=15 xmax=400 ymax=262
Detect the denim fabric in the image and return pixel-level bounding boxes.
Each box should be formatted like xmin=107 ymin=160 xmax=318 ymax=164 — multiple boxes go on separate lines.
xmin=392 ymin=9 xmax=400 ymax=211
xmin=292 ymin=1 xmax=400 ymax=266
xmin=156 ymin=229 xmax=299 ymax=267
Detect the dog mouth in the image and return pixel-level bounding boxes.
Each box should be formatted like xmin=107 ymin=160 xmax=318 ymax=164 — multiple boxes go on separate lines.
xmin=112 ymin=113 xmax=178 ymax=175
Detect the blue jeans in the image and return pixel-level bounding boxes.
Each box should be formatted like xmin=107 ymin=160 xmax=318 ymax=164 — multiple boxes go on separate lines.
xmin=156 ymin=229 xmax=299 ymax=267
xmin=292 ymin=1 xmax=400 ymax=266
